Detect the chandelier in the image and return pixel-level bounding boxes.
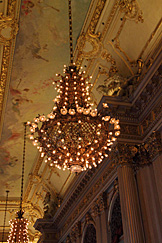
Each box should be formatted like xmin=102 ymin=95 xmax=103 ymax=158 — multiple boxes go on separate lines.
xmin=8 ymin=124 xmax=29 ymax=243
xmin=8 ymin=216 xmax=29 ymax=243
xmin=27 ymin=0 xmax=120 ymax=173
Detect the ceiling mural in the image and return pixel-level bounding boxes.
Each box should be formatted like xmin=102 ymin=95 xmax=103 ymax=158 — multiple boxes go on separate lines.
xmin=0 ymin=0 xmax=162 ymax=241
xmin=0 ymin=0 xmax=91 ymax=197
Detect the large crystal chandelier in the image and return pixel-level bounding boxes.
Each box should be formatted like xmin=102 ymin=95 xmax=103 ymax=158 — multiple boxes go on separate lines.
xmin=27 ymin=0 xmax=120 ymax=173
xmin=8 ymin=124 xmax=29 ymax=243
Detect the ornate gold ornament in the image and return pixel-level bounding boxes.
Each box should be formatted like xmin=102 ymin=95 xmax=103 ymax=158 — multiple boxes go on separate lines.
xmin=88 ymin=0 xmax=106 ymax=36
xmin=77 ymin=32 xmax=102 ymax=60
xmin=116 ymin=131 xmax=162 ymax=169
xmin=119 ymin=0 xmax=144 ymax=23
xmin=76 ymin=0 xmax=107 ymax=67
xmin=0 ymin=0 xmax=19 ymax=125
xmin=0 ymin=13 xmax=18 ymax=44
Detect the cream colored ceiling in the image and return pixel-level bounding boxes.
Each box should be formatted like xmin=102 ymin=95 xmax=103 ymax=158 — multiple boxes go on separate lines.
xmin=0 ymin=0 xmax=162 ymax=241
xmin=75 ymin=0 xmax=162 ymax=104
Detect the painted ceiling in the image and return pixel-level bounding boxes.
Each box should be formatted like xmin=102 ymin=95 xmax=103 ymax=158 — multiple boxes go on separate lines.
xmin=0 ymin=0 xmax=162 ymax=241
xmin=0 ymin=0 xmax=91 ymax=197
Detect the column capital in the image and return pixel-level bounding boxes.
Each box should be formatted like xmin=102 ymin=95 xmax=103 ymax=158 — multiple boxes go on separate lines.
xmin=115 ymin=131 xmax=161 ymax=170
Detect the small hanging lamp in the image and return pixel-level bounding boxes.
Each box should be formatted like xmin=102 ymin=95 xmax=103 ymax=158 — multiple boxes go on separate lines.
xmin=8 ymin=123 xmax=29 ymax=243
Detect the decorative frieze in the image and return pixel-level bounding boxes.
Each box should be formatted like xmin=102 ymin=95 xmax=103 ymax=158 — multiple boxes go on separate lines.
xmin=70 ymin=221 xmax=81 ymax=241
xmin=92 ymin=192 xmax=107 ymax=217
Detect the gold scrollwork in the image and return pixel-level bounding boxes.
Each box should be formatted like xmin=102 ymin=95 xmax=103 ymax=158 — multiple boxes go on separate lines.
xmin=7 ymin=0 xmax=17 ymax=17
xmin=101 ymin=49 xmax=117 ymax=67
xmin=0 ymin=13 xmax=18 ymax=44
xmin=77 ymin=32 xmax=102 ymax=62
xmin=0 ymin=44 xmax=11 ymax=114
xmin=88 ymin=0 xmax=107 ymax=36
xmin=119 ymin=0 xmax=144 ymax=23
xmin=0 ymin=0 xmax=19 ymax=121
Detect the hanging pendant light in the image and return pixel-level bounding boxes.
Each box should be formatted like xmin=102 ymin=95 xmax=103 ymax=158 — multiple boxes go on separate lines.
xmin=8 ymin=124 xmax=29 ymax=243
xmin=27 ymin=0 xmax=120 ymax=173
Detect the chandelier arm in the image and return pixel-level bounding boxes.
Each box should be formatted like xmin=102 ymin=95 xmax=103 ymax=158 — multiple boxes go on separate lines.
xmin=20 ymin=122 xmax=27 ymax=214
xmin=68 ymin=0 xmax=74 ymax=65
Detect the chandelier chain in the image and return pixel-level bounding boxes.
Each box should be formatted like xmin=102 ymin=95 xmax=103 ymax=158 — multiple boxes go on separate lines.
xmin=68 ymin=0 xmax=73 ymax=64
xmin=20 ymin=122 xmax=27 ymax=213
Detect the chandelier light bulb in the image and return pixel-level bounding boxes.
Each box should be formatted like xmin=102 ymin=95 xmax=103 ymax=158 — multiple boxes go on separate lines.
xmin=27 ymin=65 xmax=120 ymax=173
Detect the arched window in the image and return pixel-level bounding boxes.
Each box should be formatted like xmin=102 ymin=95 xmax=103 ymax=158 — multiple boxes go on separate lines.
xmin=83 ymin=224 xmax=96 ymax=243
xmin=110 ymin=194 xmax=123 ymax=243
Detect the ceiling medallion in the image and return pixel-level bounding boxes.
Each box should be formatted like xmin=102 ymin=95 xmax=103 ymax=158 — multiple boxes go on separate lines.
xmin=27 ymin=0 xmax=120 ymax=173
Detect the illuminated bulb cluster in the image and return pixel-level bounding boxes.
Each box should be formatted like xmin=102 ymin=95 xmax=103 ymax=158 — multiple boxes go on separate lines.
xmin=27 ymin=65 xmax=120 ymax=173
xmin=8 ymin=217 xmax=29 ymax=243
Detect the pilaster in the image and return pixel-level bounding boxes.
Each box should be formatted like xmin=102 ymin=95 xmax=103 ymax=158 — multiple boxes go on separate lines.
xmin=152 ymin=153 xmax=162 ymax=212
xmin=117 ymin=131 xmax=162 ymax=243
xmin=117 ymin=164 xmax=144 ymax=243
xmin=137 ymin=165 xmax=162 ymax=243
xmin=92 ymin=200 xmax=102 ymax=243
xmin=136 ymin=131 xmax=162 ymax=243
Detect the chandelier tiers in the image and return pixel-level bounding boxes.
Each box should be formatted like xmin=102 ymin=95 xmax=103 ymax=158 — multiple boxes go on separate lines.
xmin=27 ymin=65 xmax=120 ymax=173
xmin=27 ymin=0 xmax=120 ymax=173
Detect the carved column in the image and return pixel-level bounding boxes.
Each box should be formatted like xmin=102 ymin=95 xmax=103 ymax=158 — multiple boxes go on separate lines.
xmin=136 ymin=132 xmax=162 ymax=243
xmin=96 ymin=192 xmax=109 ymax=243
xmin=117 ymin=144 xmax=145 ymax=243
xmin=92 ymin=202 xmax=102 ymax=243
xmin=137 ymin=165 xmax=162 ymax=243
xmin=152 ymin=153 xmax=162 ymax=212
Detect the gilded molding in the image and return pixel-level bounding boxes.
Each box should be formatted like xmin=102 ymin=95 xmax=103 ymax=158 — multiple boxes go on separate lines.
xmin=101 ymin=1 xmax=119 ymax=41
xmin=88 ymin=0 xmax=106 ymax=36
xmin=7 ymin=0 xmax=17 ymax=17
xmin=101 ymin=49 xmax=117 ymax=67
xmin=138 ymin=17 xmax=162 ymax=59
xmin=23 ymin=201 xmax=44 ymax=219
xmin=0 ymin=44 xmax=11 ymax=114
xmin=76 ymin=0 xmax=107 ymax=67
xmin=0 ymin=13 xmax=18 ymax=44
xmin=0 ymin=0 xmax=19 ymax=122
xmin=76 ymin=32 xmax=102 ymax=63
xmin=119 ymin=0 xmax=144 ymax=23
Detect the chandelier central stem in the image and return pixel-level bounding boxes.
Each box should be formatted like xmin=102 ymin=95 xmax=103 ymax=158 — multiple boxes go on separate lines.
xmin=68 ymin=0 xmax=73 ymax=64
